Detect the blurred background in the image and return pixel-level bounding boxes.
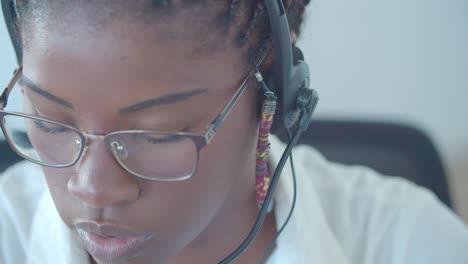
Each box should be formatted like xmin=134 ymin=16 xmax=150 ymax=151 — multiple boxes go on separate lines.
xmin=1 ymin=0 xmax=467 ymax=222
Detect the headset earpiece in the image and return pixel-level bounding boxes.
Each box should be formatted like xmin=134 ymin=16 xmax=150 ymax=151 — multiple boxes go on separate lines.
xmin=263 ymin=0 xmax=313 ymax=136
xmin=293 ymin=46 xmax=305 ymax=64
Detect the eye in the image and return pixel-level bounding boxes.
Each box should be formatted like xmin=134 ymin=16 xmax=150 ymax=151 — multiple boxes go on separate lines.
xmin=33 ymin=119 xmax=69 ymax=134
xmin=142 ymin=133 xmax=184 ymax=144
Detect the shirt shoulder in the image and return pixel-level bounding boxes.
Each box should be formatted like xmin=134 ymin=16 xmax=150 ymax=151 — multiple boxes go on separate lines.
xmin=291 ymin=144 xmax=468 ymax=264
xmin=0 ymin=161 xmax=47 ymax=264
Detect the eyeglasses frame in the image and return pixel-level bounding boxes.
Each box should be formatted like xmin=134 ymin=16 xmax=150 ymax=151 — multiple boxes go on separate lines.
xmin=0 ymin=52 xmax=268 ymax=181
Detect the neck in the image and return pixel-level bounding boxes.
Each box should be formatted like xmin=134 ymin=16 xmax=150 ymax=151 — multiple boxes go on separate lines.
xmin=169 ymin=186 xmax=278 ymax=264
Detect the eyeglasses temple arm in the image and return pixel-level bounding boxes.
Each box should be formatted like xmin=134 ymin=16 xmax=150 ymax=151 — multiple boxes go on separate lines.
xmin=205 ymin=71 xmax=254 ymax=143
xmin=204 ymin=49 xmax=271 ymax=143
xmin=0 ymin=65 xmax=22 ymax=110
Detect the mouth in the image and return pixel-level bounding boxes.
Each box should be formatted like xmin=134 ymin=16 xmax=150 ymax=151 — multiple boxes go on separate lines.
xmin=74 ymin=221 xmax=152 ymax=263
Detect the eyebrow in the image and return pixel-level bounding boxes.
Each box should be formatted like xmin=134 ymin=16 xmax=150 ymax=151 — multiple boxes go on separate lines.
xmin=119 ymin=88 xmax=208 ymax=114
xmin=20 ymin=75 xmax=75 ymax=109
xmin=20 ymin=75 xmax=208 ymax=114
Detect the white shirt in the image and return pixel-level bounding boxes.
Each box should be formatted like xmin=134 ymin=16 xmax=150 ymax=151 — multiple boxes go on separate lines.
xmin=1 ymin=136 xmax=467 ymax=264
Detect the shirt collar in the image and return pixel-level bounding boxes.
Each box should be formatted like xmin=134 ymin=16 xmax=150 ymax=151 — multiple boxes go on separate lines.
xmin=26 ymin=185 xmax=88 ymax=264
xmin=267 ymin=135 xmax=348 ymax=263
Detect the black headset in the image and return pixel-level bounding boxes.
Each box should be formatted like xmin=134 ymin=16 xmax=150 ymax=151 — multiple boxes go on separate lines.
xmin=263 ymin=0 xmax=317 ymax=135
xmin=2 ymin=0 xmax=319 ymax=262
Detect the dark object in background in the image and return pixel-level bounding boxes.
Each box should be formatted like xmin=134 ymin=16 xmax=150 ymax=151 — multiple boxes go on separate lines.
xmin=1 ymin=121 xmax=452 ymax=209
xmin=0 ymin=139 xmax=23 ymax=173
xmin=278 ymin=120 xmax=452 ymax=209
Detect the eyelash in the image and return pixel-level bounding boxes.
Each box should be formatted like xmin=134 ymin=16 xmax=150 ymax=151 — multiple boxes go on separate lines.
xmin=33 ymin=119 xmax=69 ymax=134
xmin=143 ymin=134 xmax=184 ymax=144
xmin=141 ymin=126 xmax=192 ymax=144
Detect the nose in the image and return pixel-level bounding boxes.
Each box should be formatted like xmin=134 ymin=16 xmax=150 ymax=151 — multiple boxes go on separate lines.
xmin=67 ymin=139 xmax=141 ymax=208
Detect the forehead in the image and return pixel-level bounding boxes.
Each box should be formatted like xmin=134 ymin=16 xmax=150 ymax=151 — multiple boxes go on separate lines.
xmin=19 ymin=1 xmax=233 ymax=55
xmin=20 ymin=3 xmax=246 ymax=83
xmin=22 ymin=28 xmax=244 ymax=87
xmin=18 ymin=1 xmax=251 ymax=88
xmin=19 ymin=8 xmax=249 ymax=123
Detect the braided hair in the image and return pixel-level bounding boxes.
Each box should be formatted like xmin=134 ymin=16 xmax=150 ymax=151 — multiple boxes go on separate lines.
xmin=225 ymin=0 xmax=311 ymax=65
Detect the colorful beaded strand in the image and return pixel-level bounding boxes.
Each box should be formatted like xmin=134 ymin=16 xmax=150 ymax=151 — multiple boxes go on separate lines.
xmin=255 ymin=92 xmax=277 ymax=212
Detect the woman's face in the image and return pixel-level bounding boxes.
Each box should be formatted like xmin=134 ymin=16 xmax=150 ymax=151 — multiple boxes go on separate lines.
xmin=21 ymin=8 xmax=261 ymax=264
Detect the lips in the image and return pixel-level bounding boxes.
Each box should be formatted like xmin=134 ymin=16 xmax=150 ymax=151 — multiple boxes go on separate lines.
xmin=74 ymin=221 xmax=152 ymax=263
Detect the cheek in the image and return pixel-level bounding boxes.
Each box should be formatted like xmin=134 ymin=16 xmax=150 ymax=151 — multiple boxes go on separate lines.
xmin=139 ymin=163 xmax=230 ymax=239
xmin=181 ymin=86 xmax=259 ymax=214
xmin=131 ymin=89 xmax=259 ymax=245
xmin=41 ymin=167 xmax=76 ymax=224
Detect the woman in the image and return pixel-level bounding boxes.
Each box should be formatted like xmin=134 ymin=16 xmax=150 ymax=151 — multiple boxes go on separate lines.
xmin=0 ymin=0 xmax=467 ymax=263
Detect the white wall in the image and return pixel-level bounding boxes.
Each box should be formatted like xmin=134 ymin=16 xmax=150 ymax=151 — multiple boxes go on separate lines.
xmin=1 ymin=1 xmax=467 ymax=221
xmin=297 ymin=0 xmax=468 ymax=221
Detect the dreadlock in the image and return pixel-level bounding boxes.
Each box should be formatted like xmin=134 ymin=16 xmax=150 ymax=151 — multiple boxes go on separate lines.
xmin=224 ymin=0 xmax=310 ymax=65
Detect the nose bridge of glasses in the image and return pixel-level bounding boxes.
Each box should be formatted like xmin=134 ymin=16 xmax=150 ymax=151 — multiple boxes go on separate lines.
xmin=82 ymin=132 xmax=106 ymax=143
xmin=82 ymin=132 xmax=129 ymax=165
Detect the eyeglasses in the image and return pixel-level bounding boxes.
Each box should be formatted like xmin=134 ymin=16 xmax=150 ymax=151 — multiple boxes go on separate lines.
xmin=0 ymin=57 xmax=267 ymax=181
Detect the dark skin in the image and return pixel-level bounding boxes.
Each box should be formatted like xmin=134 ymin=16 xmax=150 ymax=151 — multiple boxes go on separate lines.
xmin=19 ymin=5 xmax=300 ymax=264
